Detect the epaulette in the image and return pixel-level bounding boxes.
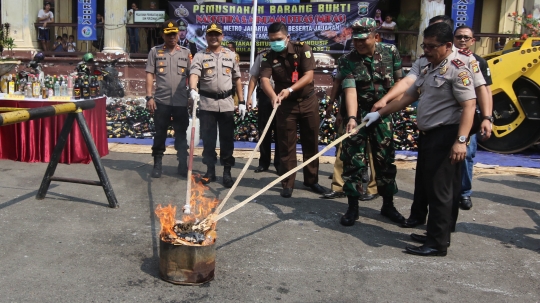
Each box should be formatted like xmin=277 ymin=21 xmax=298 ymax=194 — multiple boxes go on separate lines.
xmin=458 ymin=49 xmax=472 ymax=56
xmin=178 ymin=45 xmax=189 ymax=51
xmin=294 ymin=41 xmax=305 ymax=46
xmin=451 ymin=59 xmax=465 ymax=68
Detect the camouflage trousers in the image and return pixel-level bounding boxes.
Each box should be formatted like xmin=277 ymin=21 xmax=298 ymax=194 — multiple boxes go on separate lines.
xmin=340 ymin=113 xmax=398 ymax=197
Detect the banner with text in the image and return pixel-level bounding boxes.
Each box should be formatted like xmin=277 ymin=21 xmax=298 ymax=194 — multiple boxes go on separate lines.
xmin=451 ymin=0 xmax=476 ymax=30
xmin=169 ymin=1 xmax=379 ymax=54
xmin=77 ymin=0 xmax=97 ymax=41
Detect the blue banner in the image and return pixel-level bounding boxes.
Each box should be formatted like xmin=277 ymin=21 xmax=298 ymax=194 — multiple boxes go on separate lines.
xmin=169 ymin=1 xmax=379 ymax=54
xmin=451 ymin=0 xmax=476 ymax=30
xmin=77 ymin=0 xmax=97 ymax=41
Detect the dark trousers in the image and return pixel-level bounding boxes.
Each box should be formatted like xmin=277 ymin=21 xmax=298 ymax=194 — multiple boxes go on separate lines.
xmin=257 ymin=89 xmax=280 ymax=170
xmin=277 ymin=95 xmax=319 ymax=188
xmin=412 ymin=125 xmax=461 ymax=250
xmin=199 ymin=110 xmax=235 ymax=167
xmin=152 ymin=104 xmax=189 ymax=161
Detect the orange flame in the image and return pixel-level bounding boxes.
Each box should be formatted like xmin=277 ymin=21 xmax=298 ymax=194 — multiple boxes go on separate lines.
xmin=182 ymin=174 xmax=220 ymax=223
xmin=154 ymin=204 xmax=178 ymax=239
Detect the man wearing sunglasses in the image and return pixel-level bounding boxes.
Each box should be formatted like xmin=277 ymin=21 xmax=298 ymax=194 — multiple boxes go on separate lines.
xmin=453 ymin=25 xmax=493 ymax=213
xmin=371 ymin=16 xmax=490 ymax=230
xmin=363 ymin=22 xmax=477 ymax=257
xmin=145 ymin=20 xmax=192 ymax=178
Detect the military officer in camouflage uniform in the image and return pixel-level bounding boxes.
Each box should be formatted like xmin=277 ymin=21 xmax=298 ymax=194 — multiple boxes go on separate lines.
xmin=364 ymin=22 xmax=477 ymax=256
xmin=145 ymin=20 xmax=191 ymax=178
xmin=189 ymin=23 xmax=244 ymax=188
xmin=338 ymin=17 xmax=405 ymax=226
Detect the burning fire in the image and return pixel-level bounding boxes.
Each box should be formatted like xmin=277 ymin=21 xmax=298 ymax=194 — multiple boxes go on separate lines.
xmin=154 ymin=175 xmax=219 ymax=246
xmin=182 ymin=174 xmax=220 ymax=223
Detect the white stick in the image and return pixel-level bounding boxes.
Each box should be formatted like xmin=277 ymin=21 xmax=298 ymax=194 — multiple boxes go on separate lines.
xmin=214 ymin=121 xmax=366 ymax=221
xmin=183 ymin=100 xmax=198 ymax=214
xmin=213 ymin=105 xmax=278 ymax=216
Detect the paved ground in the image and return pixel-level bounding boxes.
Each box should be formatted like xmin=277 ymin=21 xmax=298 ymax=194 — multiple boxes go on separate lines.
xmin=0 ymin=151 xmax=539 ymax=303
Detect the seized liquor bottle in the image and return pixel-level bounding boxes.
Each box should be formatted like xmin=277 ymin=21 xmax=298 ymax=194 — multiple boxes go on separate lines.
xmin=73 ymin=76 xmax=82 ymax=100
xmin=8 ymin=74 xmax=15 ymax=94
xmin=82 ymin=76 xmax=90 ymax=99
xmin=90 ymin=76 xmax=98 ymax=98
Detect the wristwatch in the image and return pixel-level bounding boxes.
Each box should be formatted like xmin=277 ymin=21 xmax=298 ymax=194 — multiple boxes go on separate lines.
xmin=483 ymin=115 xmax=494 ymax=123
xmin=145 ymin=96 xmax=154 ymax=101
xmin=239 ymin=100 xmax=246 ymax=105
xmin=348 ymin=116 xmax=358 ymax=122
xmin=457 ymin=135 xmax=467 ymax=144
xmin=287 ymin=87 xmax=294 ymax=94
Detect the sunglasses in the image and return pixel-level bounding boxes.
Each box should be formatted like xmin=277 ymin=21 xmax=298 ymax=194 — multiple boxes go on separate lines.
xmin=420 ymin=43 xmax=445 ymax=50
xmin=454 ymin=35 xmax=473 ymax=41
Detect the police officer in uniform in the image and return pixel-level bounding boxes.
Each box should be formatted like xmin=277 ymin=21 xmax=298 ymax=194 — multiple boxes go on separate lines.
xmin=259 ymin=22 xmax=327 ymax=198
xmin=364 ymin=22 xmax=477 ymax=256
xmin=189 ymin=23 xmax=244 ymax=188
xmin=370 ymin=15 xmax=489 ymax=229
xmin=145 ymin=20 xmax=191 ymax=178
xmin=246 ymin=49 xmax=280 ymax=173
xmin=177 ymin=20 xmax=198 ymax=56
xmin=337 ymin=18 xmax=404 ymax=226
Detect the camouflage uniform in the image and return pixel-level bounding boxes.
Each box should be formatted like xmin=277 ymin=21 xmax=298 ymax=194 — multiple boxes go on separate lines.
xmin=338 ymin=22 xmax=403 ymax=198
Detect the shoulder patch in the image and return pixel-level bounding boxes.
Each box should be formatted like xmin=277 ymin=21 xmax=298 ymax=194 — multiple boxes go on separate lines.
xmin=451 ymin=59 xmax=465 ymax=68
xmin=305 ymin=50 xmax=311 ymax=58
xmin=458 ymin=49 xmax=472 ymax=56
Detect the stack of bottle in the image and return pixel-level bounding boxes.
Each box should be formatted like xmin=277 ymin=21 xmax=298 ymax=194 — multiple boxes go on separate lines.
xmin=392 ymin=107 xmax=419 ymax=151
xmin=106 ymin=99 xmax=155 ymax=138
xmin=101 ymin=94 xmax=421 ymax=150
xmin=0 ymin=73 xmax=101 ymax=100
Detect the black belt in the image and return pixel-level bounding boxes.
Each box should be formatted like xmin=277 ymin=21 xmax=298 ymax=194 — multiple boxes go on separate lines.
xmin=200 ymin=89 xmax=233 ymax=100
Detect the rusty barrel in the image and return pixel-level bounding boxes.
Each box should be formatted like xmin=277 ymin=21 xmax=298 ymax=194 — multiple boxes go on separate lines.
xmin=159 ymin=239 xmax=216 ymax=285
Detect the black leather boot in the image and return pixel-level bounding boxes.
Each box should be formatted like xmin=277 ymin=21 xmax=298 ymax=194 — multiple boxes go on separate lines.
xmin=223 ymin=166 xmax=234 ymax=188
xmin=340 ymin=196 xmax=359 ymax=226
xmin=380 ymin=196 xmax=405 ymax=224
xmin=151 ymin=156 xmax=163 ymax=178
xmin=177 ymin=157 xmax=187 ymax=177
xmin=201 ymin=165 xmax=216 ymax=184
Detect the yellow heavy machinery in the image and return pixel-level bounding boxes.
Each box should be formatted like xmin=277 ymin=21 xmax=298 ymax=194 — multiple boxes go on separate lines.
xmin=481 ymin=37 xmax=540 ymax=153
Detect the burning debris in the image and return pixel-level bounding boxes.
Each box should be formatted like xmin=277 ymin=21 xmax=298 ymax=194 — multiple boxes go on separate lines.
xmin=155 ymin=175 xmax=219 ymax=246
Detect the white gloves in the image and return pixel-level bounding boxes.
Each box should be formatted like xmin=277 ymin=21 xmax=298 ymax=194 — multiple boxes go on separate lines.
xmin=238 ymin=103 xmax=247 ymax=119
xmin=190 ymin=89 xmax=200 ymax=103
xmin=362 ymin=111 xmax=381 ymax=127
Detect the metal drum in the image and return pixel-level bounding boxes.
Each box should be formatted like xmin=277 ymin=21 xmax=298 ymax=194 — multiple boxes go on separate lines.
xmin=159 ymin=239 xmax=216 ymax=285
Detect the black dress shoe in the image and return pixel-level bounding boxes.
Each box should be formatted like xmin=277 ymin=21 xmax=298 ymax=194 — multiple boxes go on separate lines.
xmin=405 ymin=245 xmax=447 ymax=257
xmin=460 ymin=196 xmax=472 ymax=210
xmin=281 ymin=188 xmax=293 ymax=198
xmin=359 ymin=193 xmax=379 ymax=201
xmin=254 ymin=166 xmax=269 ymax=173
xmin=305 ymin=183 xmax=327 ymax=194
xmin=380 ymin=205 xmax=406 ymax=224
xmin=410 ymin=233 xmax=427 ymax=243
xmin=322 ymin=190 xmax=345 ymax=199
xmin=200 ymin=173 xmax=216 ymax=185
xmin=410 ymin=233 xmax=450 ymax=247
xmin=401 ymin=217 xmax=426 ymax=228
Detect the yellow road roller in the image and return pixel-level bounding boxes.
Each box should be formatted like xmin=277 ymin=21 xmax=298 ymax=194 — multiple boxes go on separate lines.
xmin=481 ymin=37 xmax=540 ymax=153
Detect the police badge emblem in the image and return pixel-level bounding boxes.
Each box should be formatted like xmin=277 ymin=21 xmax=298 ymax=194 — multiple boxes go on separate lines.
xmin=358 ymin=2 xmax=369 ymax=16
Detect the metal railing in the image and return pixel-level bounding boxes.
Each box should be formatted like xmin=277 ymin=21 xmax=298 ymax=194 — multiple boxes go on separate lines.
xmin=34 ymin=22 xmax=162 ymax=54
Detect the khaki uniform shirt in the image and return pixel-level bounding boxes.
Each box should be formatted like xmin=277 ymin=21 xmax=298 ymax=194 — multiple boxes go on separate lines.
xmin=260 ymin=41 xmax=315 ymax=101
xmin=145 ymin=44 xmax=191 ymax=106
xmin=407 ymin=46 xmax=486 ymax=88
xmin=406 ymin=53 xmax=477 ymax=131
xmin=190 ymin=47 xmax=241 ymax=112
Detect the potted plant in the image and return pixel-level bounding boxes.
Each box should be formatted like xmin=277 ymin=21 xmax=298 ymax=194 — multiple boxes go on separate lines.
xmin=0 ymin=23 xmax=20 ymax=78
xmin=398 ymin=45 xmax=412 ymax=65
